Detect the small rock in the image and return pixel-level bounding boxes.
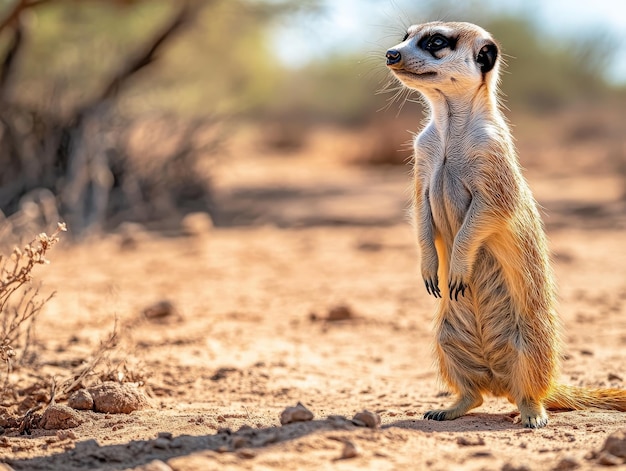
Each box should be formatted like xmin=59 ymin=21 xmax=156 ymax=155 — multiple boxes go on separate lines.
xmin=210 ymin=367 xmax=239 ymax=381
xmin=598 ymin=451 xmax=622 ymax=466
xmin=326 ymin=305 xmax=354 ymax=321
xmin=601 ymin=429 xmax=626 ymax=459
xmin=457 ymin=435 xmax=486 ymax=447
xmin=143 ymin=300 xmax=177 ymax=321
xmin=157 ymin=432 xmax=173 ymax=440
xmin=88 ymin=382 xmax=150 ymax=414
xmin=280 ymin=402 xmax=314 ymax=425
xmin=153 ymin=438 xmax=170 ymax=449
xmin=181 ymin=212 xmax=213 ymax=236
xmin=68 ymin=389 xmax=94 ymax=411
xmin=352 ymin=410 xmax=381 ymax=429
xmin=340 ymin=440 xmax=359 ymax=459
xmin=40 ymin=405 xmax=83 ymax=430
xmin=608 ymin=373 xmax=623 ymax=382
xmin=552 ymin=456 xmax=580 ymax=470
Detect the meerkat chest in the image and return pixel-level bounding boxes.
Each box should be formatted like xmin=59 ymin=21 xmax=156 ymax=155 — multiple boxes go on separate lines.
xmin=418 ymin=134 xmax=472 ymax=237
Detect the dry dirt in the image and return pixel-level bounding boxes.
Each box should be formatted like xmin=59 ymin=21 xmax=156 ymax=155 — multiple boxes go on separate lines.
xmin=1 ymin=123 xmax=626 ymax=470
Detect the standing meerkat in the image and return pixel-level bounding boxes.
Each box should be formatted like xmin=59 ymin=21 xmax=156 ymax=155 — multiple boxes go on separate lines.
xmin=385 ymin=21 xmax=626 ymax=428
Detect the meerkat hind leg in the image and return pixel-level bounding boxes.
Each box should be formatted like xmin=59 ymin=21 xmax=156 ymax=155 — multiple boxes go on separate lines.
xmin=424 ymin=392 xmax=483 ymax=421
xmin=518 ymin=397 xmax=548 ymax=428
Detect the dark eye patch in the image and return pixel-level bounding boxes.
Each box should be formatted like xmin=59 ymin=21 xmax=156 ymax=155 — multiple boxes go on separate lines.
xmin=402 ymin=32 xmax=409 ymax=42
xmin=419 ymin=33 xmax=458 ymax=55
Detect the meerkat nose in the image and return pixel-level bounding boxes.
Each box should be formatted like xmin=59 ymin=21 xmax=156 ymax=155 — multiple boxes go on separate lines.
xmin=386 ymin=49 xmax=402 ymax=66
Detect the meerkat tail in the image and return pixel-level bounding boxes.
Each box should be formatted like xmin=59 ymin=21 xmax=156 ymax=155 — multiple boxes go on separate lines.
xmin=544 ymin=384 xmax=626 ymax=412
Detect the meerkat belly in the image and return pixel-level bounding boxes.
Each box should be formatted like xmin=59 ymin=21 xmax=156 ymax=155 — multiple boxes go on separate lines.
xmin=429 ymin=162 xmax=471 ymax=245
xmin=435 ymin=238 xmax=519 ymax=396
xmin=471 ymin=246 xmax=521 ymax=395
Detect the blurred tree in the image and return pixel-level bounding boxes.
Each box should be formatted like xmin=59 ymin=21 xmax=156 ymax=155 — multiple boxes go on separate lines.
xmin=0 ymin=0 xmax=320 ymax=237
xmin=2 ymin=0 xmax=319 ymax=116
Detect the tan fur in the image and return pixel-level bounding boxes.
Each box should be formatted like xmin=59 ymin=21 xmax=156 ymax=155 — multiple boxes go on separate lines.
xmin=385 ymin=21 xmax=626 ymax=428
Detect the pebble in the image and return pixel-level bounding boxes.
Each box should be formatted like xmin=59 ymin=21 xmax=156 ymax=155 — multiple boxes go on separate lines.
xmin=88 ymin=382 xmax=150 ymax=414
xmin=601 ymin=428 xmax=626 ymax=459
xmin=552 ymin=456 xmax=580 ymax=470
xmin=340 ymin=440 xmax=360 ymax=459
xmin=352 ymin=410 xmax=381 ymax=429
xmin=68 ymin=389 xmax=94 ymax=411
xmin=153 ymin=438 xmax=170 ymax=449
xmin=280 ymin=402 xmax=314 ymax=425
xmin=326 ymin=305 xmax=354 ymax=321
xmin=143 ymin=300 xmax=177 ymax=321
xmin=39 ymin=405 xmax=83 ymax=430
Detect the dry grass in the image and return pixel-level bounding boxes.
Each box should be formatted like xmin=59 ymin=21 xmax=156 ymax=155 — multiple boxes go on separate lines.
xmin=0 ymin=223 xmax=66 ymax=375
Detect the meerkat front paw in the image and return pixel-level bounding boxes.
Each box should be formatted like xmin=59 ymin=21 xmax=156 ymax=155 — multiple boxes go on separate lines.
xmin=448 ymin=274 xmax=467 ymax=300
xmin=421 ymin=255 xmax=441 ymax=298
xmin=423 ymin=274 xmax=441 ymax=298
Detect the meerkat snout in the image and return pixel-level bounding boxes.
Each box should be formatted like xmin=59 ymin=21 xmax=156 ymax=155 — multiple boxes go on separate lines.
xmin=385 ymin=49 xmax=402 ymax=66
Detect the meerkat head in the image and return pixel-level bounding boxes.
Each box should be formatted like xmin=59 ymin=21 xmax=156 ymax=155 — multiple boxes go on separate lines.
xmin=385 ymin=21 xmax=499 ymax=99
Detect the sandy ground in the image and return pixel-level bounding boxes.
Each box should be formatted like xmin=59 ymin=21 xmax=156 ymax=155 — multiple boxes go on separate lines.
xmin=1 ymin=125 xmax=626 ymax=470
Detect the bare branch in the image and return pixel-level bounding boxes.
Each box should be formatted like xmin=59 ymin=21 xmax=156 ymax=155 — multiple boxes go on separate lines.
xmin=94 ymin=1 xmax=198 ymax=105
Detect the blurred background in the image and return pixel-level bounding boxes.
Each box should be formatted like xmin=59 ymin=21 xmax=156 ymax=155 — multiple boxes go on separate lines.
xmin=0 ymin=0 xmax=624 ymax=239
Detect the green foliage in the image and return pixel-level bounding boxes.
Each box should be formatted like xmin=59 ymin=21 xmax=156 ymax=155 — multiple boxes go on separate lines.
xmin=261 ymin=53 xmax=390 ymax=124
xmin=484 ymin=16 xmax=612 ymax=111
xmin=2 ymin=0 xmax=316 ymax=116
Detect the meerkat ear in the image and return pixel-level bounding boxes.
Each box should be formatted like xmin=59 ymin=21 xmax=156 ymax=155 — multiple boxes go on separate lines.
xmin=477 ymin=42 xmax=498 ymax=73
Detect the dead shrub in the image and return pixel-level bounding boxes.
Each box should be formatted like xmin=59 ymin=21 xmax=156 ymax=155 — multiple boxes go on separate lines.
xmin=0 ymin=223 xmax=66 ymax=380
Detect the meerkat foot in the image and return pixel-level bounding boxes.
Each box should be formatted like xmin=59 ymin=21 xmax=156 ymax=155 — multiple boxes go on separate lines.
xmin=518 ymin=399 xmax=548 ymax=428
xmin=424 ymin=394 xmax=482 ymax=421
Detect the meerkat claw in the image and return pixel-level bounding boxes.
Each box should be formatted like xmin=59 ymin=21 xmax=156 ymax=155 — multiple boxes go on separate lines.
xmin=424 ymin=410 xmax=445 ymax=421
xmin=424 ymin=279 xmax=431 ymax=295
xmin=424 ymin=277 xmax=441 ymax=298
xmin=448 ymin=279 xmax=466 ymax=300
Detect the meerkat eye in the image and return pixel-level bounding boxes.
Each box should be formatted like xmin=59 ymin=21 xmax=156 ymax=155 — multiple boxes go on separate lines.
xmin=402 ymin=32 xmax=409 ymax=42
xmin=421 ymin=34 xmax=449 ymax=52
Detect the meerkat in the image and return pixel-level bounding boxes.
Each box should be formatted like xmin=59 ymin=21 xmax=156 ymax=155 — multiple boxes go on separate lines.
xmin=385 ymin=21 xmax=626 ymax=428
